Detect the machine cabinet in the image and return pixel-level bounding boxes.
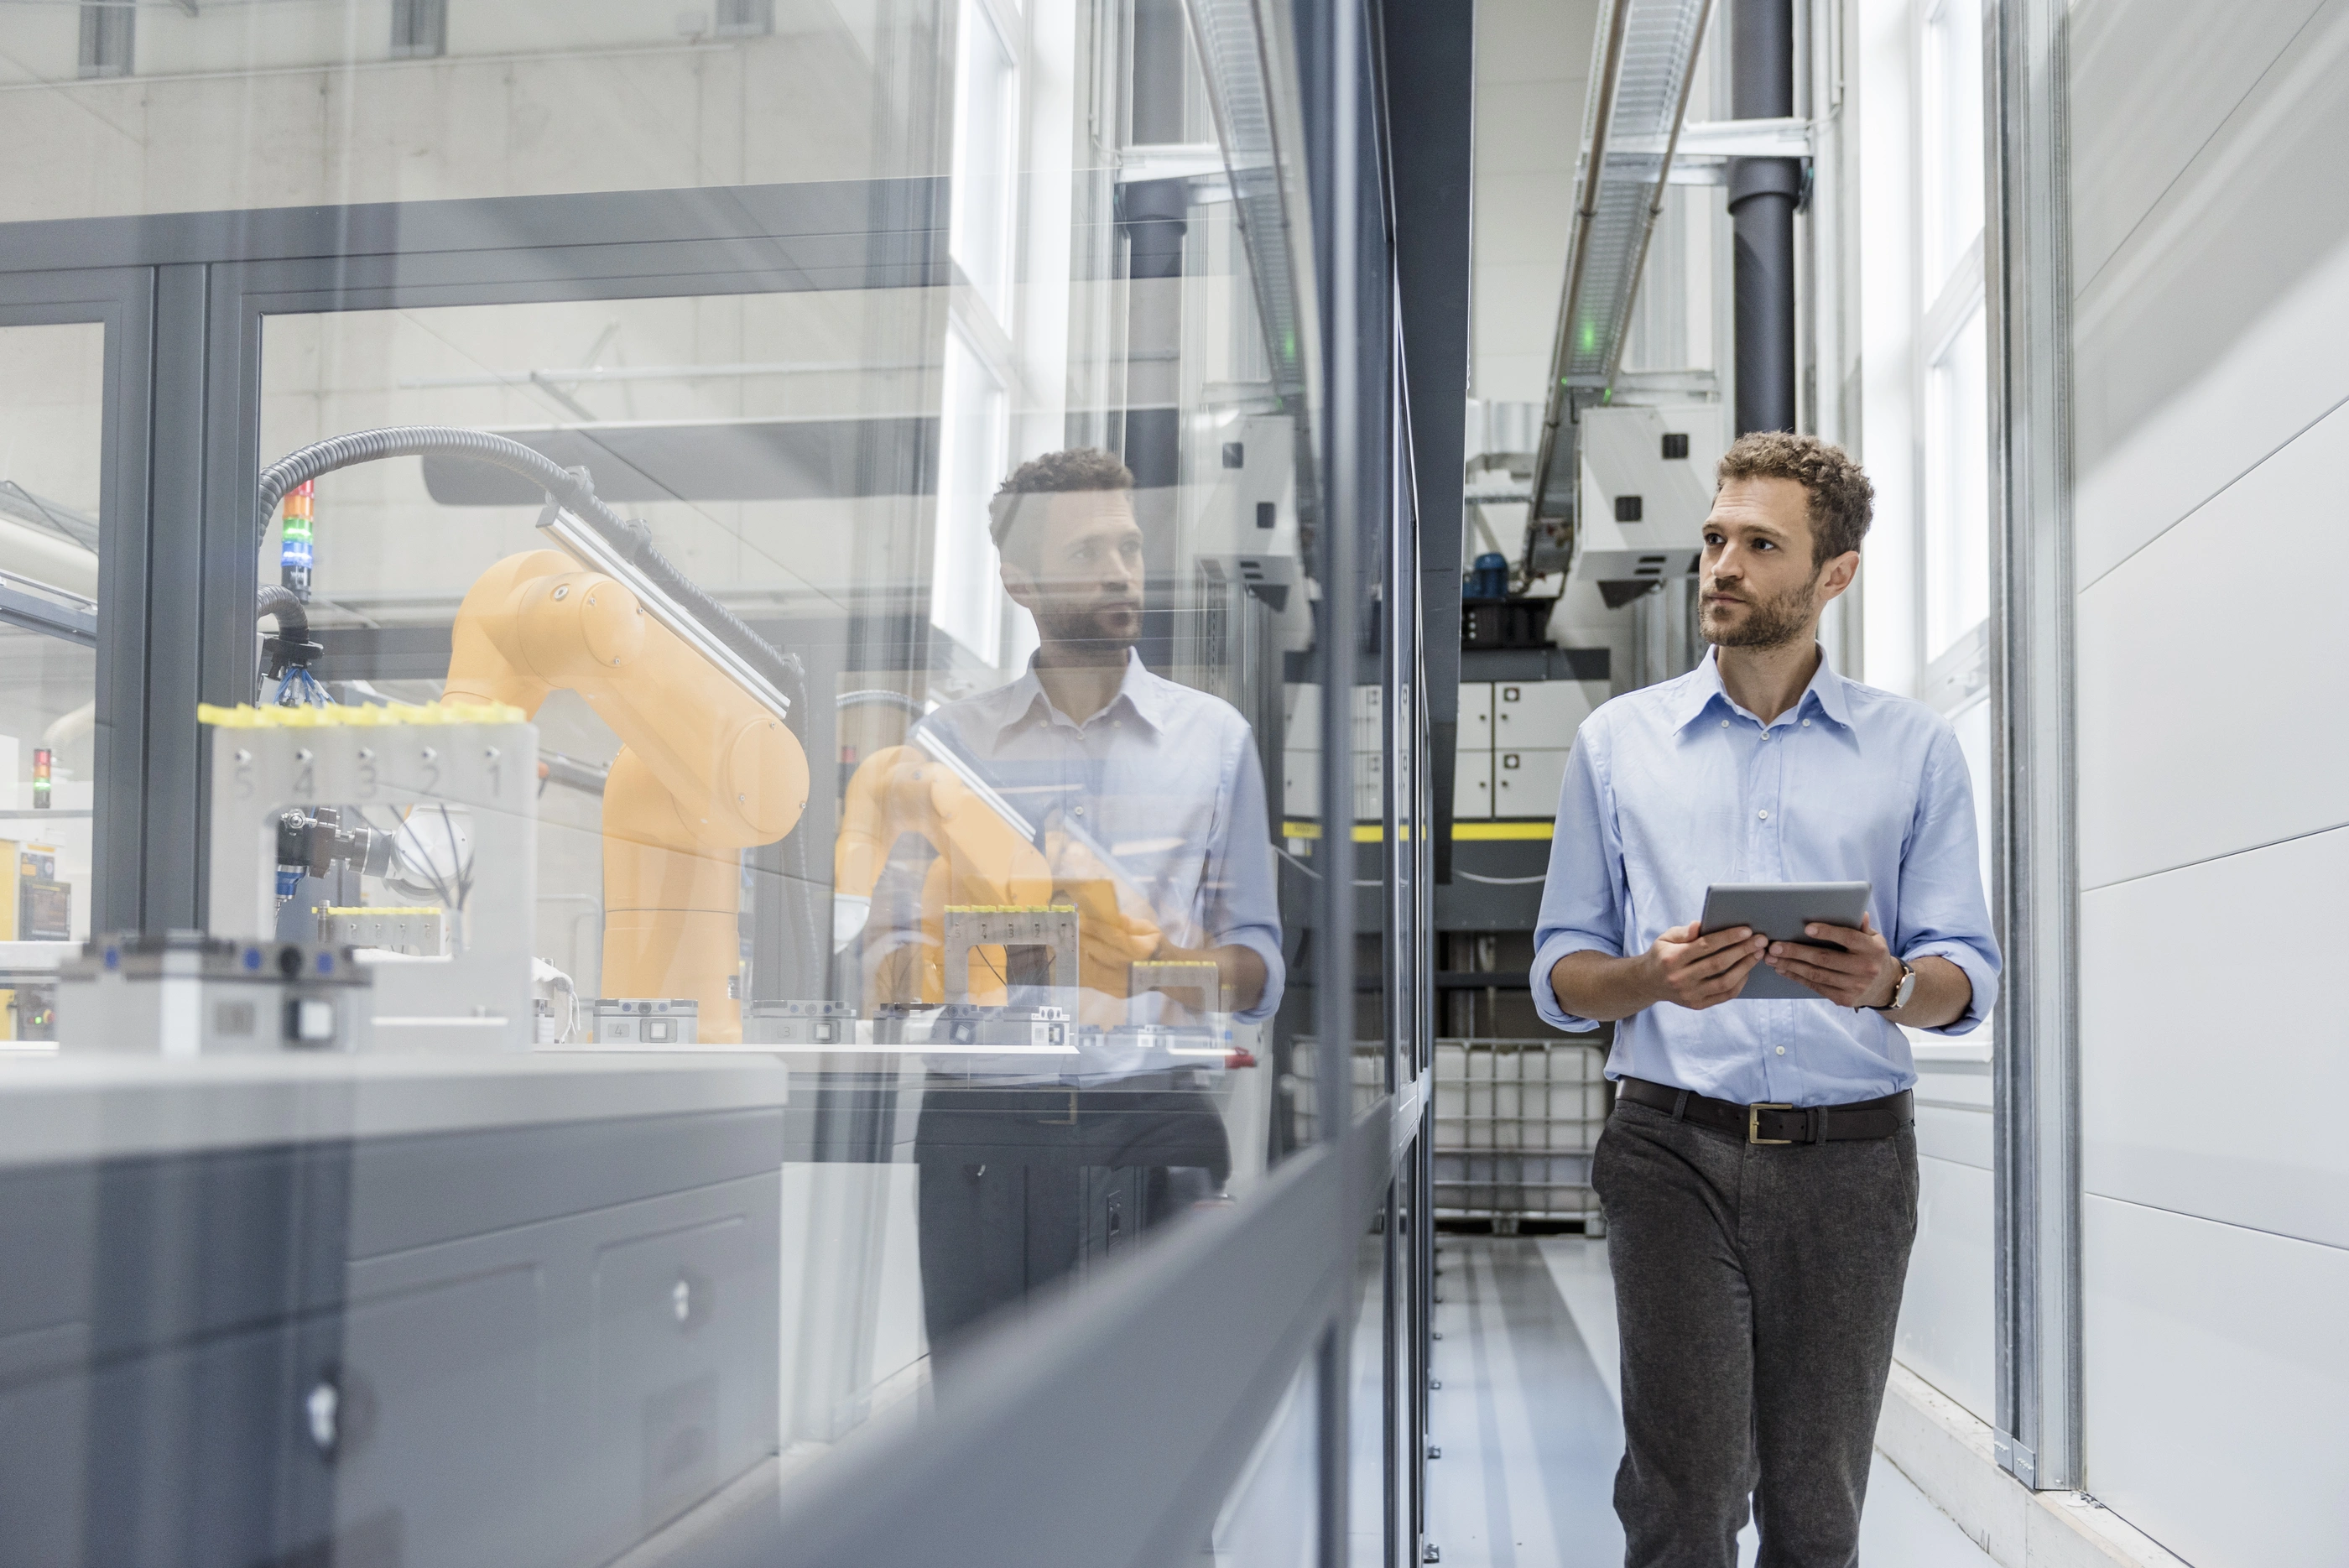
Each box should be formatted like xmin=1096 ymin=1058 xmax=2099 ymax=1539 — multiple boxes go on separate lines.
xmin=0 ymin=1107 xmax=784 ymax=1568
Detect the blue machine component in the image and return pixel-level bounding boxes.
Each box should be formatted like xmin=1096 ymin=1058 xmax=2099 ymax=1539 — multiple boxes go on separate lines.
xmin=1466 ymin=551 xmax=1511 ymax=600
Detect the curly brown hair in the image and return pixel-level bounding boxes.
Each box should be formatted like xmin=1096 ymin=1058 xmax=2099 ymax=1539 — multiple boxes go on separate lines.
xmin=1716 ymin=431 xmax=1875 ymax=565
xmin=987 ymin=447 xmax=1135 ymax=554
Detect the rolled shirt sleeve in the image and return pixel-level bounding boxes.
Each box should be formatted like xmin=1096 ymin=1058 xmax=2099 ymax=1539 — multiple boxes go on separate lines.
xmin=1529 ymin=729 xmax=1620 ymax=1034
xmin=1893 ymin=727 xmax=2003 ymax=1035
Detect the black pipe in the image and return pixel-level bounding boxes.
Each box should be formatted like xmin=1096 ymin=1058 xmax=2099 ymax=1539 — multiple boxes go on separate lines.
xmin=1729 ymin=0 xmax=1799 ymax=435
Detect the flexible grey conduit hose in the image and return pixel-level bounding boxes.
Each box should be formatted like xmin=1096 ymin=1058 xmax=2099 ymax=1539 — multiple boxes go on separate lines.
xmin=256 ymin=425 xmax=826 ymax=997
xmin=257 ymin=426 xmax=804 ymax=712
xmin=255 ymin=583 xmax=307 ymax=640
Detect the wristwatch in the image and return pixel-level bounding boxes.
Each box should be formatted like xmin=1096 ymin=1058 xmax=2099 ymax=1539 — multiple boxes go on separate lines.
xmin=1878 ymin=959 xmax=1918 ymax=1013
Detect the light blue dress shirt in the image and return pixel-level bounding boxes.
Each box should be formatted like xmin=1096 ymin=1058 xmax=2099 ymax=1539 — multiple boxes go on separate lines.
xmin=906 ymin=649 xmax=1286 ymax=1025
xmin=1529 ymin=647 xmax=1999 ymax=1107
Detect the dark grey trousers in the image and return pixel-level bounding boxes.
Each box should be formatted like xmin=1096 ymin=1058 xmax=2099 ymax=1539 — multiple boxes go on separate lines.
xmin=1591 ymin=1097 xmax=1919 ymax=1568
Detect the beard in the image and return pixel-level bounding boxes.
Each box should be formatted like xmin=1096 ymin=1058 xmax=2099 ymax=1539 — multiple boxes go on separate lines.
xmin=1701 ymin=569 xmax=1820 ymax=649
xmin=1034 ymin=600 xmax=1141 ymax=661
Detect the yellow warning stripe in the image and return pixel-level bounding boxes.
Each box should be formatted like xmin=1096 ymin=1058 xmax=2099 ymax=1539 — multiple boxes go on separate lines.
xmin=1279 ymin=820 xmax=1555 ymax=842
xmin=1453 ymin=821 xmax=1555 ymax=840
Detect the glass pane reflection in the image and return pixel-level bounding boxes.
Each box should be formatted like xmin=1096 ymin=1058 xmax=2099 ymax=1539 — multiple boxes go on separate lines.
xmin=0 ymin=320 xmax=106 ymax=1045
xmin=0 ymin=0 xmax=1363 ymax=1558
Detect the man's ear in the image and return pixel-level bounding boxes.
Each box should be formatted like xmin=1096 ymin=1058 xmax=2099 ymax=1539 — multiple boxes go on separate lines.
xmin=1815 ymin=550 xmax=1862 ymax=604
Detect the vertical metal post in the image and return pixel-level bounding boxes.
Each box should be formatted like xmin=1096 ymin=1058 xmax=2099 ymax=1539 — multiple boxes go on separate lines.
xmin=1379 ymin=0 xmax=1473 ymax=892
xmin=1311 ymin=0 xmax=1366 ymax=1555
xmin=76 ymin=269 xmax=156 ymax=935
xmin=141 ymin=263 xmax=215 ymax=933
xmin=1986 ymin=0 xmax=2080 ymax=1492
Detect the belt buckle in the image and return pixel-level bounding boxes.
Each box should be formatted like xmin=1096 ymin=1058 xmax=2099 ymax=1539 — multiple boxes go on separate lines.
xmin=1747 ymin=1102 xmax=1795 ymax=1145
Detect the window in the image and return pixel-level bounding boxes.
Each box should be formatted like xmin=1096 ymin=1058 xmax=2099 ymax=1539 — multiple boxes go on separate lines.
xmin=1924 ymin=305 xmax=1988 ymax=659
xmin=76 ymin=0 xmax=133 ymax=79
xmin=951 ymin=0 xmax=1021 ymax=320
xmin=1915 ymin=0 xmax=1989 ymax=672
xmin=930 ymin=324 xmax=1011 ymax=664
xmin=1919 ymin=0 xmax=1985 ymax=288
xmin=0 ymin=321 xmax=107 ymax=971
xmin=390 ymin=0 xmax=447 ymax=60
xmin=716 ymin=0 xmax=775 ymax=38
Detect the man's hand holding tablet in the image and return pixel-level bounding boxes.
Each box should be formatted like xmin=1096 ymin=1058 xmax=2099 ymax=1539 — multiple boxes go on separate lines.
xmin=1697 ymin=882 xmax=1877 ymax=1002
xmin=1642 ymin=922 xmax=1771 ymax=1011
xmin=1763 ymin=912 xmax=1904 ymax=1008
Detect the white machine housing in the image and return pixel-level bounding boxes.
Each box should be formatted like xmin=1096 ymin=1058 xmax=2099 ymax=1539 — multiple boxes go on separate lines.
xmin=1570 ymin=404 xmax=1727 ymax=587
xmin=1189 ymin=413 xmax=1303 ymax=607
xmin=204 ymin=706 xmax=537 ymax=1049
xmin=58 ymin=934 xmax=374 ymax=1055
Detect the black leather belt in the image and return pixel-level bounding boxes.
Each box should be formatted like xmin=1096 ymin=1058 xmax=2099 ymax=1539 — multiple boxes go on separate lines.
xmin=1617 ymin=1076 xmax=1913 ymax=1145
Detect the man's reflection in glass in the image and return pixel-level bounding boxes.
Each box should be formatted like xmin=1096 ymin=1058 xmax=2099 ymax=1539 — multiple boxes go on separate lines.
xmin=847 ymin=448 xmax=1284 ymax=1369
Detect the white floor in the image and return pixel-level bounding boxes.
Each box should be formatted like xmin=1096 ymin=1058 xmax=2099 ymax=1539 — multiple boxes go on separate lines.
xmin=1415 ymin=1236 xmax=1994 ymax=1568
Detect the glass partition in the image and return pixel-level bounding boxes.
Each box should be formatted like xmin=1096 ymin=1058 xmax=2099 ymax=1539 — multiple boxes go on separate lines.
xmin=0 ymin=321 xmax=105 ymax=1045
xmin=0 ymin=1 xmax=1397 ymax=1560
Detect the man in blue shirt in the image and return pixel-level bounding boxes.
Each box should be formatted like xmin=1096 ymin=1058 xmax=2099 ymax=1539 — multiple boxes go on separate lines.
xmin=1531 ymin=431 xmax=1999 ymax=1566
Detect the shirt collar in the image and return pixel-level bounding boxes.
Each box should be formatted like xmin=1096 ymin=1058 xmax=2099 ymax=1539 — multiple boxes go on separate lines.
xmin=993 ymin=647 xmax=1166 ymax=743
xmin=1672 ymin=644 xmax=1855 ymax=732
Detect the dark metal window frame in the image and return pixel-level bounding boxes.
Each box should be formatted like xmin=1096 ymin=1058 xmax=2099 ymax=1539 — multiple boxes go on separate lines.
xmin=0 ymin=180 xmax=948 ymax=934
xmin=0 ymin=268 xmax=152 ymax=931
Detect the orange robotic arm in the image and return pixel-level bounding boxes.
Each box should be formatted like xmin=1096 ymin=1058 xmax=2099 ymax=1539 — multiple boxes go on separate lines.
xmin=836 ymin=744 xmax=1054 ymax=1007
xmin=444 ymin=549 xmax=810 ymax=1042
xmin=836 ymin=746 xmax=1179 ymax=1019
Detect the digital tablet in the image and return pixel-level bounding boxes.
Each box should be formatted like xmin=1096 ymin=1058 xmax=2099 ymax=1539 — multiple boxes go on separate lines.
xmin=1698 ymin=882 xmax=1872 ymax=1001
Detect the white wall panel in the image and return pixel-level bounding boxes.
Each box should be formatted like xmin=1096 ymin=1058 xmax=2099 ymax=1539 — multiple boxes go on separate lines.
xmin=1911 ymin=1065 xmax=1990 ymax=1170
xmin=2068 ymin=0 xmax=2326 ymax=290
xmin=2075 ymin=398 xmax=2349 ymax=889
xmin=2070 ymin=0 xmax=2349 ymax=584
xmin=1895 ymin=1154 xmax=1993 ymax=1425
xmin=2083 ymin=1196 xmax=2349 ymax=1568
xmin=2081 ymin=825 xmax=2349 ymax=1250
